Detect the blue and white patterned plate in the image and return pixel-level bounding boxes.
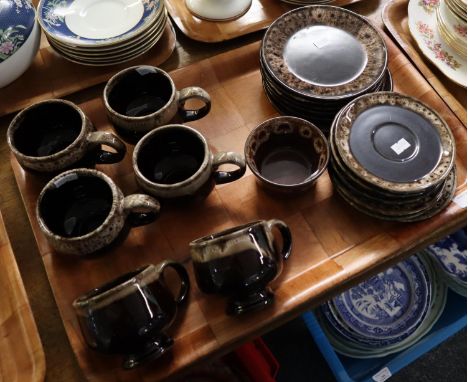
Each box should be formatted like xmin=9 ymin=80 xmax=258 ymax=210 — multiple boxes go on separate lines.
xmin=38 ymin=0 xmax=161 ymax=46
xmin=426 ymin=228 xmax=467 ymax=284
xmin=332 ymin=256 xmax=430 ymax=339
xmin=0 ymin=0 xmax=35 ymax=63
xmin=320 ymin=253 xmax=447 ymax=358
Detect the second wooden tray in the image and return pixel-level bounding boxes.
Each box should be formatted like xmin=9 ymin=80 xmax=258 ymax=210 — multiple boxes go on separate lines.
xmin=0 ymin=210 xmax=45 ymax=382
xmin=383 ymin=0 xmax=467 ymax=126
xmin=11 ymin=34 xmax=467 ymax=381
xmin=0 ymin=21 xmax=176 ymax=118
xmin=166 ymin=0 xmax=363 ymax=42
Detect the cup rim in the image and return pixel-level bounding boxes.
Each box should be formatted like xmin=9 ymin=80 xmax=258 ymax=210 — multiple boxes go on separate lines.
xmin=190 ymin=220 xmax=264 ymax=248
xmin=103 ymin=65 xmax=177 ymax=121
xmin=133 ymin=124 xmax=211 ymax=189
xmin=36 ymin=168 xmax=119 ymax=243
xmin=72 ymin=264 xmax=160 ymax=311
xmin=244 ymin=116 xmax=330 ymax=189
xmin=7 ymin=99 xmax=88 ymax=162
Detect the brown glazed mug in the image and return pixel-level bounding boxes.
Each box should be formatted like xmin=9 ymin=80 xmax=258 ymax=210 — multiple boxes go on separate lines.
xmin=103 ymin=65 xmax=211 ymax=143
xmin=7 ymin=99 xmax=126 ymax=173
xmin=190 ymin=220 xmax=292 ymax=315
xmin=133 ymin=124 xmax=246 ymax=200
xmin=73 ymin=261 xmax=190 ymax=369
xmin=36 ymin=168 xmax=160 ymax=256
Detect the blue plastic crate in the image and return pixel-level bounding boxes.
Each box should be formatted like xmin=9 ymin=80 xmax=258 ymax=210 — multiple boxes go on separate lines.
xmin=302 ymin=290 xmax=467 ymax=382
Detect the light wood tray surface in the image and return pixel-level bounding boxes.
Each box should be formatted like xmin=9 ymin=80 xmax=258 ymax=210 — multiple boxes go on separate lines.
xmin=0 ymin=210 xmax=45 ymax=382
xmin=383 ymin=0 xmax=467 ymax=126
xmin=166 ymin=0 xmax=363 ymax=42
xmin=10 ymin=33 xmax=467 ymax=381
xmin=0 ymin=21 xmax=176 ymax=119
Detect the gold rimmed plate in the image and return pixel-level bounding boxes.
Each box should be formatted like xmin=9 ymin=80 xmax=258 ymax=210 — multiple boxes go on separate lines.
xmin=261 ymin=6 xmax=388 ymax=100
xmin=333 ymin=92 xmax=455 ymax=193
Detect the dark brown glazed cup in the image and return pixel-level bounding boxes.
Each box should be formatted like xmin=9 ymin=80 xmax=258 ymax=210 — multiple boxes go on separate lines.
xmin=103 ymin=66 xmax=211 ymax=143
xmin=36 ymin=168 xmax=160 ymax=256
xmin=190 ymin=220 xmax=292 ymax=316
xmin=7 ymin=99 xmax=126 ymax=173
xmin=244 ymin=116 xmax=330 ymax=193
xmin=133 ymin=124 xmax=246 ymax=200
xmin=73 ymin=261 xmax=190 ymax=369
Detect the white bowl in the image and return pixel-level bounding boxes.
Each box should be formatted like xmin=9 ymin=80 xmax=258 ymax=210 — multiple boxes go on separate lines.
xmin=0 ymin=19 xmax=40 ymax=88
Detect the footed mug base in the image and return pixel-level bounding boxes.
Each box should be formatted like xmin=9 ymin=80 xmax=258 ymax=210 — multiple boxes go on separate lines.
xmin=123 ymin=332 xmax=174 ymax=369
xmin=226 ymin=288 xmax=274 ymax=316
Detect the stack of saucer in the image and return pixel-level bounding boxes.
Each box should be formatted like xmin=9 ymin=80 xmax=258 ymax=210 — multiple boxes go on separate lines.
xmin=38 ymin=0 xmax=167 ymax=66
xmin=329 ymin=92 xmax=456 ymax=222
xmin=260 ymin=6 xmax=389 ymax=133
xmin=426 ymin=228 xmax=467 ymax=296
xmin=437 ymin=0 xmax=467 ymax=56
xmin=317 ymin=253 xmax=448 ymax=359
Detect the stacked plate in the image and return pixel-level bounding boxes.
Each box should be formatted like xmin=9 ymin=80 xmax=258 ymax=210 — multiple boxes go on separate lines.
xmin=260 ymin=6 xmax=389 ymax=133
xmin=437 ymin=0 xmax=467 ymax=56
xmin=426 ymin=228 xmax=467 ymax=296
xmin=329 ymin=92 xmax=457 ymax=222
xmin=408 ymin=0 xmax=466 ymax=87
xmin=38 ymin=0 xmax=167 ymax=66
xmin=317 ymin=253 xmax=448 ymax=359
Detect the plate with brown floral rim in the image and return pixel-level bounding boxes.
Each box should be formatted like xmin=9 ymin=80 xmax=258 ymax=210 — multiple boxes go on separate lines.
xmin=331 ymin=166 xmax=457 ymax=222
xmin=328 ymin=107 xmax=447 ymax=201
xmin=260 ymin=6 xmax=387 ymax=100
xmin=333 ymin=92 xmax=455 ymax=193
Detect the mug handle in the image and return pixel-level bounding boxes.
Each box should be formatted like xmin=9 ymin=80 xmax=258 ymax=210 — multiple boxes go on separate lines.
xmin=158 ymin=260 xmax=190 ymax=305
xmin=212 ymin=152 xmax=246 ymax=184
xmin=86 ymin=131 xmax=127 ymax=164
xmin=122 ymin=194 xmax=160 ymax=227
xmin=266 ymin=219 xmax=292 ymax=260
xmin=177 ymin=87 xmax=211 ymax=122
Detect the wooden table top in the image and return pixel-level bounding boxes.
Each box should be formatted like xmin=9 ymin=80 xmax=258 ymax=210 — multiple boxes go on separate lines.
xmin=0 ymin=1 xmax=464 ymax=381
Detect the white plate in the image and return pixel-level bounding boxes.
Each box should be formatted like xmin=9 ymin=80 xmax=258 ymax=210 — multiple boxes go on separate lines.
xmin=408 ymin=0 xmax=467 ymax=87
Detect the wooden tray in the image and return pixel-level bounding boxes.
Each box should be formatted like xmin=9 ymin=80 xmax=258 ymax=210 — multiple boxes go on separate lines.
xmin=11 ymin=34 xmax=467 ymax=381
xmin=0 ymin=21 xmax=176 ymax=119
xmin=0 ymin=210 xmax=45 ymax=382
xmin=166 ymin=0 xmax=363 ymax=43
xmin=383 ymin=0 xmax=467 ymax=126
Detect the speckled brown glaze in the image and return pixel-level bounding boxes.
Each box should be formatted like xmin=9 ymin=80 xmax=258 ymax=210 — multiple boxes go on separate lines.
xmin=36 ymin=168 xmax=160 ymax=256
xmin=261 ymin=6 xmax=387 ymax=99
xmin=333 ymin=92 xmax=456 ymax=193
xmin=190 ymin=220 xmax=279 ymax=262
xmin=73 ymin=261 xmax=183 ymax=312
xmin=103 ymin=66 xmax=211 ymax=135
xmin=7 ymin=99 xmax=126 ymax=173
xmin=133 ymin=124 xmax=246 ymax=199
xmin=244 ymin=116 xmax=329 ymax=192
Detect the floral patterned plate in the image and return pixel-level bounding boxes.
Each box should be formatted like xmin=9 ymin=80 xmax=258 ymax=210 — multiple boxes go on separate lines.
xmin=408 ymin=0 xmax=466 ymax=87
xmin=332 ymin=256 xmax=431 ymax=340
xmin=38 ymin=0 xmax=162 ymax=46
xmin=0 ymin=0 xmax=36 ymax=63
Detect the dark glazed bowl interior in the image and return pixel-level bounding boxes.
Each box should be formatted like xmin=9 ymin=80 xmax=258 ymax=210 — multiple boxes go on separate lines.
xmin=39 ymin=173 xmax=113 ymax=238
xmin=107 ymin=67 xmax=173 ymax=117
xmin=12 ymin=102 xmax=82 ymax=157
xmin=137 ymin=127 xmax=206 ymax=185
xmin=245 ymin=116 xmax=329 ymax=190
